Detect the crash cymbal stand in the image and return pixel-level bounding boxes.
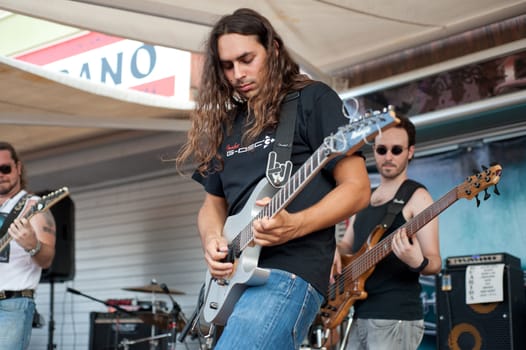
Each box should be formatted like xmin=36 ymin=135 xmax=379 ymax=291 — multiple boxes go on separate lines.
xmin=144 ymin=285 xmax=163 ymax=350
xmin=159 ymin=283 xmax=187 ymax=350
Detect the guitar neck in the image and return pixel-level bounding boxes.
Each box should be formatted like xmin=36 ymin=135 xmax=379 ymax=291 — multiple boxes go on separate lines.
xmin=226 ymin=108 xmax=401 ymax=256
xmin=263 ymin=146 xmax=334 ymax=219
xmin=348 ymin=187 xmax=458 ymax=278
xmin=234 ymin=145 xmax=335 ymax=252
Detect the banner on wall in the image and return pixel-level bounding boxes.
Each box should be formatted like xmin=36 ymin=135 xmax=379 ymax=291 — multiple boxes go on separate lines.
xmin=14 ymin=31 xmax=193 ymax=100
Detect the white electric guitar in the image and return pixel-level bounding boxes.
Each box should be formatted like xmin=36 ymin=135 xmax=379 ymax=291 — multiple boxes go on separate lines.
xmin=202 ymin=108 xmax=400 ymax=326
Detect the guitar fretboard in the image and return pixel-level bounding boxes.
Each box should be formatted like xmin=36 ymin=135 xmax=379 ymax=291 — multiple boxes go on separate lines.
xmin=222 ymin=110 xmax=399 ymax=259
xmin=232 ymin=144 xmax=334 ymax=254
xmin=345 ymin=188 xmax=458 ymax=280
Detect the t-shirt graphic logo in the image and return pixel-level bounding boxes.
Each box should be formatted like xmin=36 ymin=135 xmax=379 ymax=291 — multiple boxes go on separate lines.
xmin=262 ymin=135 xmax=275 ymax=148
xmin=266 ymin=151 xmax=292 ymax=188
xmin=225 ymin=135 xmax=276 ymax=157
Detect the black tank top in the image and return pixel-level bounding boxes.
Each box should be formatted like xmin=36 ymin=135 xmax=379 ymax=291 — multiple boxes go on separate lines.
xmin=352 ymin=180 xmax=425 ymax=320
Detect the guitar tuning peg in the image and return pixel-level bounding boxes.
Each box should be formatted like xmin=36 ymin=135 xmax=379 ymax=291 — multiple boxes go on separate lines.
xmin=481 ymin=165 xmax=488 ymax=171
xmin=475 ymin=194 xmax=481 ymax=207
xmin=483 ymin=189 xmax=491 ymax=201
xmin=494 ymin=184 xmax=500 ymax=196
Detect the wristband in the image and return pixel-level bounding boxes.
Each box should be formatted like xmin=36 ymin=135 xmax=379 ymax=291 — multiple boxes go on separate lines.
xmin=408 ymin=256 xmax=428 ymax=273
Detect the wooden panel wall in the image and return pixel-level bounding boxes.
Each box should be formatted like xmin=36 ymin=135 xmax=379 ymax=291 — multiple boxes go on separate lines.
xmin=28 ymin=172 xmax=206 ymax=350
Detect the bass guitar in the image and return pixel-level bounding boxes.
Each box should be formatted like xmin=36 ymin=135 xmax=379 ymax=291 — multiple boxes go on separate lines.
xmin=0 ymin=187 xmax=70 ymax=255
xmin=319 ymin=164 xmax=502 ymax=331
xmin=202 ymin=107 xmax=400 ymax=326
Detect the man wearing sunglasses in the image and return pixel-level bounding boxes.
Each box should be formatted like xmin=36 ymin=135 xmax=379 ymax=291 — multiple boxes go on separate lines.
xmin=0 ymin=142 xmax=56 ymax=350
xmin=334 ymin=117 xmax=441 ymax=350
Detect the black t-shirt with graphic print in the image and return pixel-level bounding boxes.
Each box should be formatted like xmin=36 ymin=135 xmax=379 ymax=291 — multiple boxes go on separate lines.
xmin=193 ymin=81 xmax=352 ymax=295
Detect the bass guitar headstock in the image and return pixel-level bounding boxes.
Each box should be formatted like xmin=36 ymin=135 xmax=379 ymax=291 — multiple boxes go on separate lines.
xmin=457 ymin=164 xmax=502 ymax=206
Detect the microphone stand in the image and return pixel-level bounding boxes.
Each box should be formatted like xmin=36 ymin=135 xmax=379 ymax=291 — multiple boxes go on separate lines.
xmin=66 ymin=287 xmax=137 ymax=316
xmin=159 ymin=283 xmax=185 ymax=350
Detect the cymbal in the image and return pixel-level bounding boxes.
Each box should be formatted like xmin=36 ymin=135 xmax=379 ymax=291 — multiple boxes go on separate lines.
xmin=122 ymin=284 xmax=185 ymax=295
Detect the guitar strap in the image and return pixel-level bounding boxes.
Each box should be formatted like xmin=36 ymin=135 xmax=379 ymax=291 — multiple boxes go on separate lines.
xmin=266 ymin=91 xmax=300 ymax=188
xmin=0 ymin=192 xmax=31 ymax=263
xmin=379 ymin=179 xmax=422 ymax=230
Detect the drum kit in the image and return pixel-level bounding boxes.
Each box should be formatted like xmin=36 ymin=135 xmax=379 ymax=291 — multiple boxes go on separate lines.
xmin=116 ymin=281 xmax=187 ymax=350
xmin=67 ymin=281 xmax=193 ymax=350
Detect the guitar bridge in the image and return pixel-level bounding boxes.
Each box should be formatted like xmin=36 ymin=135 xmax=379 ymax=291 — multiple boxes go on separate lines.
xmin=215 ymin=277 xmax=228 ymax=286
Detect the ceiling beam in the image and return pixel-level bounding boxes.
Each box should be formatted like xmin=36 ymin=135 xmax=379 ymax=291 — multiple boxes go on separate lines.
xmin=335 ymin=14 xmax=526 ymax=88
xmin=0 ymin=113 xmax=190 ymax=131
xmin=340 ymin=39 xmax=526 ymax=99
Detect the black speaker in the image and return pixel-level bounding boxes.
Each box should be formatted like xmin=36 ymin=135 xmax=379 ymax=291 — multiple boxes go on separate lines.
xmin=435 ymin=253 xmax=525 ymax=350
xmin=89 ymin=312 xmax=169 ymax=350
xmin=39 ymin=194 xmax=75 ymax=283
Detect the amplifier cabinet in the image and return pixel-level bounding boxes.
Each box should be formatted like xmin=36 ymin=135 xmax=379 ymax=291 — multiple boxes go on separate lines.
xmin=89 ymin=312 xmax=170 ymax=350
xmin=435 ymin=254 xmax=525 ymax=350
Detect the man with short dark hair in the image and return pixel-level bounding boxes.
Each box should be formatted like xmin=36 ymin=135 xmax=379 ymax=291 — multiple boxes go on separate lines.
xmin=336 ymin=117 xmax=441 ymax=350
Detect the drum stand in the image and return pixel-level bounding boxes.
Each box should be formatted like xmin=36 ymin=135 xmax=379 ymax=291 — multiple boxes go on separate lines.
xmin=118 ymin=284 xmax=183 ymax=350
xmin=119 ymin=333 xmax=172 ymax=350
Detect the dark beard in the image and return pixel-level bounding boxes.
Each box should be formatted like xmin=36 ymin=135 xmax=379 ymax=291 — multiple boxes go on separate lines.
xmin=0 ymin=181 xmax=18 ymax=196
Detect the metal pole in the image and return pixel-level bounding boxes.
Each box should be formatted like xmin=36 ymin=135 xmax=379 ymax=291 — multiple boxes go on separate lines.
xmin=47 ymin=280 xmax=56 ymax=350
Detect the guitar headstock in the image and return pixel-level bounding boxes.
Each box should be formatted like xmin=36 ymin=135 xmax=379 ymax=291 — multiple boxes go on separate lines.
xmin=457 ymin=164 xmax=502 ymax=205
xmin=325 ymin=106 xmax=400 ymax=156
xmin=27 ymin=187 xmax=70 ymax=218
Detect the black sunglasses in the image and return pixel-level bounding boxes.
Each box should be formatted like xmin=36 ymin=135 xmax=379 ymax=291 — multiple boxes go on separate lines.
xmin=0 ymin=165 xmax=12 ymax=175
xmin=374 ymin=145 xmax=406 ymax=156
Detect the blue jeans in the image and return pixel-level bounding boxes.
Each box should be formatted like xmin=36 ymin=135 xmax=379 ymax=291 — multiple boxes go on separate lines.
xmin=0 ymin=297 xmax=35 ymax=350
xmin=214 ymin=269 xmax=324 ymax=350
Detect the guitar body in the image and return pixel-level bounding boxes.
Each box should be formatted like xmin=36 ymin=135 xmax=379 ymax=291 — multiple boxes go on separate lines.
xmin=203 ymin=179 xmax=277 ymax=325
xmin=321 ymin=225 xmax=387 ymax=330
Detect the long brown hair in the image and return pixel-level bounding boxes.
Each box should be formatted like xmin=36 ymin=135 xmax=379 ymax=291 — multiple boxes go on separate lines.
xmin=176 ymin=8 xmax=312 ymax=175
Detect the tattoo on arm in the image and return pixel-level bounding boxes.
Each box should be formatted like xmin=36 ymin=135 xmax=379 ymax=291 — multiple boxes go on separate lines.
xmin=42 ymin=211 xmax=57 ymax=235
xmin=42 ymin=225 xmax=55 ymax=234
